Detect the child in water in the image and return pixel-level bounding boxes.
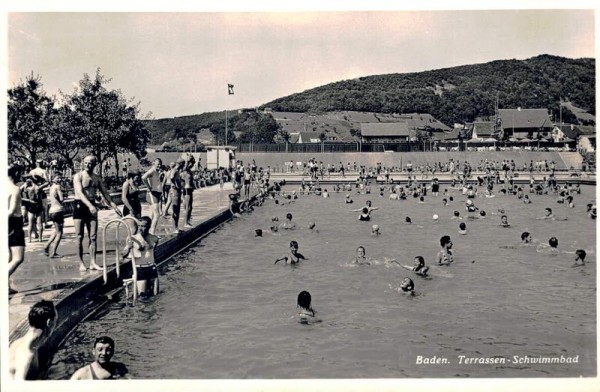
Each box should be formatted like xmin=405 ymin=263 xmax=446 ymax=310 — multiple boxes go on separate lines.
xmin=536 ymin=236 xmax=560 ymax=255
xmin=436 ymin=235 xmax=454 ymax=265
xmin=458 ymin=222 xmax=468 ymax=235
xmin=572 ymin=249 xmax=587 ymax=267
xmin=499 ymin=215 xmax=510 ymax=227
xmin=123 ymin=216 xmax=160 ymax=298
xmin=274 ymin=240 xmax=307 ymax=264
xmin=398 ymin=277 xmax=415 ymax=296
xmin=371 ymin=224 xmax=380 ymax=236
xmin=297 ymin=290 xmax=318 ymax=324
xmin=353 ymin=246 xmax=371 ymax=265
xmin=411 ymin=256 xmax=429 ymax=276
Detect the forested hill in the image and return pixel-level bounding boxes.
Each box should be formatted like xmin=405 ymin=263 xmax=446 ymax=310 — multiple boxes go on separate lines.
xmin=261 ymin=55 xmax=595 ymax=126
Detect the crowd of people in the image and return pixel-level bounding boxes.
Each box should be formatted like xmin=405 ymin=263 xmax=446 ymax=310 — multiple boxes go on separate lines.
xmin=7 ymin=152 xmax=595 ymax=379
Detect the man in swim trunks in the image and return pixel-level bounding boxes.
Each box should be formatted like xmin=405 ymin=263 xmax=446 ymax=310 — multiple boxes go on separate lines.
xmin=141 ymin=158 xmax=163 ymax=234
xmin=436 ymin=235 xmax=454 ymax=265
xmin=9 ymin=300 xmax=57 ymax=379
xmin=168 ymin=158 xmax=185 ymax=234
xmin=181 ymin=157 xmax=196 ymax=228
xmin=70 ymin=336 xmax=129 ymax=380
xmin=8 ymin=164 xmax=26 ymax=294
xmin=73 ymin=155 xmax=121 ymax=272
xmin=29 ymin=159 xmax=50 ymax=227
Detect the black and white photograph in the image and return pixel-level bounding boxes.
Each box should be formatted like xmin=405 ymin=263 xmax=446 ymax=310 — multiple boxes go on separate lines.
xmin=2 ymin=1 xmax=598 ymax=391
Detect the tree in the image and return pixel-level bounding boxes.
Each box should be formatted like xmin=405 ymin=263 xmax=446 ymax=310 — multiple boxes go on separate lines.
xmin=65 ymin=69 xmax=150 ymax=176
xmin=44 ymin=105 xmax=87 ymax=172
xmin=7 ymin=74 xmax=55 ymax=167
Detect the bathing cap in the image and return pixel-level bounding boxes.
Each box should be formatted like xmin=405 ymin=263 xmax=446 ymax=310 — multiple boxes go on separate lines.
xmin=433 ymin=214 xmax=439 ymax=220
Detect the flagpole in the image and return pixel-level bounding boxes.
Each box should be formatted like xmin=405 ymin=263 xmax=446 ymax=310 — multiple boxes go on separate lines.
xmin=225 ymin=108 xmax=228 ymax=146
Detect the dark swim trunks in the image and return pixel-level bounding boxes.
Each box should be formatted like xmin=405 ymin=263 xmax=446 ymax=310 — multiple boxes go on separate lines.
xmin=48 ymin=211 xmax=65 ymax=224
xmin=150 ymin=190 xmax=162 ymax=200
xmin=72 ymin=200 xmax=97 ymax=222
xmin=9 ymin=216 xmax=25 ymax=247
xmin=136 ymin=264 xmax=158 ymax=280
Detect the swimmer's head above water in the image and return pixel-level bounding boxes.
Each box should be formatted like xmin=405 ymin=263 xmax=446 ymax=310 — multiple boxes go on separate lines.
xmin=400 ymin=277 xmax=415 ymax=293
xmin=371 ymin=224 xmax=380 ymax=234
xmin=548 ymin=237 xmax=558 ymax=248
xmin=521 ymin=232 xmax=531 ymax=243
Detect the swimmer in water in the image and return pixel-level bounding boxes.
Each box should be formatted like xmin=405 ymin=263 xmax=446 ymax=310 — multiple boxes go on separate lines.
xmin=499 ymin=215 xmax=510 ymax=227
xmin=432 ymin=214 xmax=439 ymax=222
xmin=404 ymin=216 xmax=412 ymax=224
xmin=255 ymin=229 xmax=263 ymax=237
xmin=371 ymin=224 xmax=380 ymax=236
xmin=523 ymin=194 xmax=531 ymax=204
xmin=436 ymin=235 xmax=454 ymax=265
xmin=274 ymin=240 xmax=307 ymax=264
xmin=442 ymin=198 xmax=448 ymax=206
xmin=353 ymin=246 xmax=371 ymax=265
xmin=479 ymin=210 xmax=486 ymax=218
xmin=537 ymin=207 xmax=569 ymax=221
xmin=398 ymin=277 xmax=415 ymax=296
xmin=345 ymin=194 xmax=354 ymax=204
xmin=572 ymin=249 xmax=587 ymax=267
xmin=499 ymin=231 xmax=535 ymax=249
xmin=307 ymin=222 xmax=319 ymax=233
xmin=536 ymin=236 xmax=560 ymax=255
xmin=358 ymin=207 xmax=371 ymax=221
xmin=296 ymin=291 xmax=318 ymax=324
xmin=352 ymin=200 xmax=379 ymax=214
xmin=458 ymin=222 xmax=468 ymax=235
xmin=280 ymin=213 xmax=297 ymax=230
xmin=451 ymin=210 xmax=462 ymax=220
xmin=410 ymin=256 xmax=429 ymax=276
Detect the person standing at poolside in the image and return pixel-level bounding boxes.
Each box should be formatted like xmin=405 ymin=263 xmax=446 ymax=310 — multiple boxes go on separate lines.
xmin=161 ymin=162 xmax=175 ymax=217
xmin=70 ymin=336 xmax=130 ymax=380
xmin=168 ymin=158 xmax=185 ymax=234
xmin=436 ymin=235 xmax=454 ymax=265
xmin=8 ymin=164 xmax=26 ymax=294
xmin=181 ymin=157 xmax=196 ymax=228
xmin=44 ymin=174 xmax=65 ymax=258
xmin=142 ymin=158 xmax=163 ymax=234
xmin=73 ymin=155 xmax=122 ymax=272
xmin=121 ymin=172 xmax=142 ymax=219
xmin=9 ymin=300 xmax=57 ymax=379
xmin=29 ymin=159 xmax=50 ymax=228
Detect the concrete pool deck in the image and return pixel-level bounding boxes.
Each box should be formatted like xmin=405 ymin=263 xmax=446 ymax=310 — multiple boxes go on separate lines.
xmin=8 ymin=184 xmax=234 ymax=341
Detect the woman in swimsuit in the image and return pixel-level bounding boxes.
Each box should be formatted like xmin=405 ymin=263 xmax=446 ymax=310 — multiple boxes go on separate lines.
xmin=358 ymin=207 xmax=371 ymax=221
xmin=44 ymin=175 xmax=64 ymax=258
xmin=352 ymin=246 xmax=371 ymax=265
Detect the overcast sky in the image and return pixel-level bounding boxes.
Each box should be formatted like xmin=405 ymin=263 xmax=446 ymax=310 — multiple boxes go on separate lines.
xmin=7 ymin=7 xmax=596 ymax=119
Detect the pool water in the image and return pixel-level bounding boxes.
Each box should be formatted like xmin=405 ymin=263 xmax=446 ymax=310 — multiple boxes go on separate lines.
xmin=47 ymin=185 xmax=596 ymax=379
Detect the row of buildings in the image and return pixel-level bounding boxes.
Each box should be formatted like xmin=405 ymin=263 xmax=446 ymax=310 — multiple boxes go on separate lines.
xmin=273 ymin=109 xmax=596 ymax=153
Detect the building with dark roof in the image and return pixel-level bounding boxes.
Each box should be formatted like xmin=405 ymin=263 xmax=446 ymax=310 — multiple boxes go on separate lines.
xmin=360 ymin=122 xmax=414 ymax=142
xmin=498 ymin=108 xmax=553 ymax=139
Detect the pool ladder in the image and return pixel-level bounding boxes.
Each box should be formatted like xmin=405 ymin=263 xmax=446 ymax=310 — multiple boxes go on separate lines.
xmin=101 ymin=216 xmax=141 ymax=304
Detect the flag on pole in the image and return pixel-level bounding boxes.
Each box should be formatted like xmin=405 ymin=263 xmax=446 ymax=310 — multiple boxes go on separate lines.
xmin=228 ymin=84 xmax=234 ymax=95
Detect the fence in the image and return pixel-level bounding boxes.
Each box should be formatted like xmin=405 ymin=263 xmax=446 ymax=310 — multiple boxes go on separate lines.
xmin=234 ymin=141 xmax=577 ymax=153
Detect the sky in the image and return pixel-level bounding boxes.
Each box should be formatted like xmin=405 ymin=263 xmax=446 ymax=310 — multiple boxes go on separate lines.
xmin=5 ymin=5 xmax=598 ymax=120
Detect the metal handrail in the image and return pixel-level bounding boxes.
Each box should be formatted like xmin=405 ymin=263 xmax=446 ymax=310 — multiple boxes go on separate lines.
xmin=101 ymin=217 xmax=140 ymax=286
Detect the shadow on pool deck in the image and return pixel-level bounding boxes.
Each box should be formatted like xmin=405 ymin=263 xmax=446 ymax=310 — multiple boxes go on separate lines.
xmin=8 ymin=183 xmax=234 ymax=338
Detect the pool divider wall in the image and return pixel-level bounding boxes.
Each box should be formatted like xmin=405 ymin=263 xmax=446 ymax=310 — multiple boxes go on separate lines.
xmin=8 ymin=206 xmax=233 ymax=380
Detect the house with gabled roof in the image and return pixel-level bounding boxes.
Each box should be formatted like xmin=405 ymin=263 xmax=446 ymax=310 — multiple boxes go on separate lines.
xmin=467 ymin=121 xmax=496 ymax=141
xmin=360 ymin=122 xmax=415 ymax=143
xmin=497 ymin=108 xmax=553 ymax=140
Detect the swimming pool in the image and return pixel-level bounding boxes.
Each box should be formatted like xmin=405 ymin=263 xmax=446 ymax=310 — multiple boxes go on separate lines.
xmin=47 ymin=184 xmax=596 ymax=378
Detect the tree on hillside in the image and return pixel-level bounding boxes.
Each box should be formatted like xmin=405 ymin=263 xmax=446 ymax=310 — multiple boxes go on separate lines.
xmin=7 ymin=74 xmax=54 ymax=167
xmin=235 ymin=111 xmax=280 ymax=144
xmin=65 ymin=68 xmax=150 ymax=176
